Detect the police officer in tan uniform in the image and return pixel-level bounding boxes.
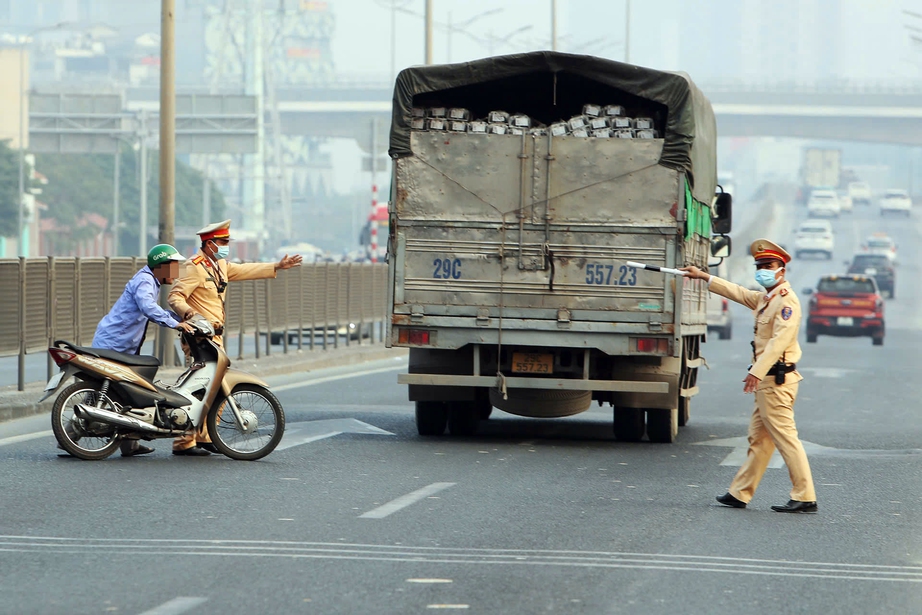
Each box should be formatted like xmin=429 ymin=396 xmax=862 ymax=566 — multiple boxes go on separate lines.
xmin=167 ymin=219 xmax=302 ymax=456
xmin=682 ymin=239 xmax=818 ymax=513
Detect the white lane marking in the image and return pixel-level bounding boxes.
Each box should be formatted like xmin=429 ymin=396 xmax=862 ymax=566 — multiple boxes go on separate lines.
xmin=694 ymin=436 xmax=922 ymax=465
xmin=692 ymin=436 xmax=784 ymax=468
xmin=0 ymin=430 xmax=53 ymax=447
xmin=427 ymin=605 xmax=469 ymax=610
xmin=273 ymin=361 xmax=407 ymax=392
xmin=359 ymin=482 xmax=455 ymax=519
xmin=275 ymin=419 xmax=394 ymax=451
xmin=137 ymin=597 xmax=207 ymax=615
xmin=799 ymin=367 xmax=856 ymax=379
xmin=2 ymin=536 xmax=920 ymax=582
xmin=407 ymin=578 xmax=453 ymax=584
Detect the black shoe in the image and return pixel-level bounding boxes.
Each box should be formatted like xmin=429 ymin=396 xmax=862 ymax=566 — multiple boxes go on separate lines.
xmin=197 ymin=442 xmax=219 ymax=454
xmin=771 ymin=500 xmax=818 ymax=513
xmin=172 ymin=446 xmax=211 ymax=456
xmin=120 ymin=442 xmax=155 ymax=457
xmin=716 ymin=492 xmax=747 ymax=508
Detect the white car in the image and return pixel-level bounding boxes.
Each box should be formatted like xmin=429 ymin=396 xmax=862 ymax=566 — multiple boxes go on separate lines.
xmin=848 ymin=181 xmax=873 ymax=206
xmin=880 ymin=189 xmax=911 ymax=217
xmin=807 ymin=189 xmax=840 ymax=218
xmin=837 ymin=192 xmax=853 ymax=213
xmin=793 ymin=220 xmax=834 ymax=259
xmin=862 ymin=233 xmax=898 ymax=265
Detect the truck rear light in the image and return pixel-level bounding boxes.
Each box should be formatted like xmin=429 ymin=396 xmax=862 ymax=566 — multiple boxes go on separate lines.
xmin=721 ymin=299 xmax=729 ymax=313
xmin=49 ymin=348 xmax=76 ymax=366
xmin=633 ymin=337 xmax=668 ymax=353
xmin=398 ymin=329 xmax=431 ymax=345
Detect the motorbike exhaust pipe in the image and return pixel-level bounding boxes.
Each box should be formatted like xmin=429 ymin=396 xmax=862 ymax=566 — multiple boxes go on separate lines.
xmin=74 ymin=404 xmax=177 ymax=435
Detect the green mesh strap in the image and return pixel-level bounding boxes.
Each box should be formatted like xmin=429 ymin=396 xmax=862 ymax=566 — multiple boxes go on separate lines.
xmin=684 ymin=181 xmax=712 ymax=239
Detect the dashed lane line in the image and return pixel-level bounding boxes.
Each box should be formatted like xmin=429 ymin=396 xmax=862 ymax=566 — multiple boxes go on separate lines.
xmin=359 ymin=482 xmax=456 ymax=519
xmin=137 ymin=597 xmax=207 ymax=615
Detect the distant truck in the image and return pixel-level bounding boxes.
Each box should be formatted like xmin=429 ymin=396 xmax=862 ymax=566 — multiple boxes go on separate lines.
xmin=385 ymin=52 xmax=731 ymax=444
xmin=801 ymin=147 xmax=842 ymax=197
xmin=848 ymin=181 xmax=873 ymax=206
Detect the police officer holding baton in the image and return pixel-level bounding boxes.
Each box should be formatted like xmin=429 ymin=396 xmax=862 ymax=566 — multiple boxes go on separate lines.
xmin=681 ymin=239 xmax=818 ymax=514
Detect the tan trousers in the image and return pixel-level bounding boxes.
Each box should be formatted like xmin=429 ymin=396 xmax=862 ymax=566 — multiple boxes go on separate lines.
xmin=172 ymin=334 xmax=223 ymax=452
xmin=728 ymin=382 xmax=817 ymax=503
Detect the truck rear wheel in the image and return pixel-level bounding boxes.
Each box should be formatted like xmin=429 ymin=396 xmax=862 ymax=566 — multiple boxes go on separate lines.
xmin=677 ymin=396 xmax=690 ymax=427
xmin=415 ymin=401 xmax=448 ymax=436
xmin=647 ymin=408 xmax=678 ymax=443
xmin=613 ymin=407 xmax=645 ymax=442
xmin=447 ymin=402 xmax=479 ymax=436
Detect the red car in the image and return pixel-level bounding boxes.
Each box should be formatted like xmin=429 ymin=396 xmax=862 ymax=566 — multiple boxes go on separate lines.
xmin=804 ymin=275 xmax=885 ymax=346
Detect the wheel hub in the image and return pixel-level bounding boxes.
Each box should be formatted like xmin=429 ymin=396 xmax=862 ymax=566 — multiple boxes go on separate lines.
xmin=236 ymin=410 xmax=259 ymax=434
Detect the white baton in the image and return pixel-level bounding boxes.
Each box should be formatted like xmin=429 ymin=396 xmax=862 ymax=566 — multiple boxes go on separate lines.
xmin=626 ymin=261 xmax=688 ymax=276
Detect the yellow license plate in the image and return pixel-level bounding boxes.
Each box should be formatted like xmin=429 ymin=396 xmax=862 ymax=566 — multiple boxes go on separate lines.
xmin=511 ymin=353 xmax=553 ymax=374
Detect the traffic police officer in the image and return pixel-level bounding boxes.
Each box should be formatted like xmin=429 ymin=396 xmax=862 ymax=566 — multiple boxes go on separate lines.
xmin=167 ymin=219 xmax=302 ymax=456
xmin=681 ymin=239 xmax=818 ymax=513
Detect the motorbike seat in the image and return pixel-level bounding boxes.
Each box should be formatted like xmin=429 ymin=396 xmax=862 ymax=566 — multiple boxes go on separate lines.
xmin=55 ymin=341 xmax=161 ymax=368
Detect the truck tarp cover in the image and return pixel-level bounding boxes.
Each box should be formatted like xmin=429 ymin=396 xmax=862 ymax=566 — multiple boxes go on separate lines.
xmin=389 ymin=51 xmax=717 ymax=203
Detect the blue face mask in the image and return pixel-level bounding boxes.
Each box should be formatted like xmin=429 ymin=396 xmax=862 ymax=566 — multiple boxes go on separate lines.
xmin=214 ymin=245 xmax=230 ymax=260
xmin=755 ymin=268 xmax=782 ymax=288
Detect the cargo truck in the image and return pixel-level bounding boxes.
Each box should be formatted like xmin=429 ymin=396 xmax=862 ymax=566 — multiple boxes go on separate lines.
xmin=385 ymin=52 xmax=731 ymax=443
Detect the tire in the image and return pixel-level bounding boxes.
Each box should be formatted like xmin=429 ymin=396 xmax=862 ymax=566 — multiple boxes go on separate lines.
xmin=447 ymin=402 xmax=479 ymax=436
xmin=207 ymin=384 xmax=285 ymax=461
xmin=51 ymin=381 xmax=121 ymax=460
xmin=825 ymin=252 xmax=832 ymax=261
xmin=889 ymin=288 xmax=895 ymax=299
xmin=477 ymin=402 xmax=493 ymax=421
xmin=873 ymin=336 xmax=884 ymax=346
xmin=415 ymin=401 xmax=448 ymax=436
xmin=794 ymin=251 xmax=801 ymax=259
xmin=677 ymin=395 xmax=690 ymax=427
xmin=612 ymin=407 xmax=645 ymax=442
xmin=488 ymin=388 xmax=590 ymax=418
xmin=646 ymin=408 xmax=678 ymax=444
xmin=807 ymin=333 xmax=818 ymax=343
xmin=718 ymin=324 xmax=731 ymax=340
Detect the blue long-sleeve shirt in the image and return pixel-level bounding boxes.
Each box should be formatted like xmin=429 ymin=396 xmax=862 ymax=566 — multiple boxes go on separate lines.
xmin=92 ymin=266 xmax=181 ymax=353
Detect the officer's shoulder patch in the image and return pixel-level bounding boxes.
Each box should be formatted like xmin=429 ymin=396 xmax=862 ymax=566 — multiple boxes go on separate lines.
xmin=779 ymin=288 xmax=789 ymax=297
xmin=191 ymin=255 xmax=204 ymax=265
xmin=781 ymin=306 xmax=793 ymax=320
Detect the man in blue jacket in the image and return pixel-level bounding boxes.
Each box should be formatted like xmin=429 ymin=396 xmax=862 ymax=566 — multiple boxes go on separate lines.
xmin=88 ymin=244 xmax=195 ymax=457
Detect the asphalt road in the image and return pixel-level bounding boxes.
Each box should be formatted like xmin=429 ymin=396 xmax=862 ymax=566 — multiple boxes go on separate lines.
xmin=0 ymin=204 xmax=920 ymax=614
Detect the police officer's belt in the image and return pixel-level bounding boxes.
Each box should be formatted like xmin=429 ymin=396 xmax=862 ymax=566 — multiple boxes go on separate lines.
xmin=766 ymin=363 xmax=796 ymax=376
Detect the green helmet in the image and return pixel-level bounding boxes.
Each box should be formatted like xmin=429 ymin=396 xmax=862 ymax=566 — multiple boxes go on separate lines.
xmin=147 ymin=244 xmax=185 ymax=269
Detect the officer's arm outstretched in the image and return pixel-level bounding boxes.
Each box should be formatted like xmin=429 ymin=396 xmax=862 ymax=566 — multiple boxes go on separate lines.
xmin=680 ymin=266 xmax=763 ymax=310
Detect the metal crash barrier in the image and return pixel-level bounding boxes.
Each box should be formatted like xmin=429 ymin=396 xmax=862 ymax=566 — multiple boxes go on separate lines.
xmin=0 ymin=258 xmax=388 ymax=390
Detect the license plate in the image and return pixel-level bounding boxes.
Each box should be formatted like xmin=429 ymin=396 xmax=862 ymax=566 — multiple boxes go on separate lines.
xmin=837 ymin=317 xmax=854 ymax=327
xmin=511 ymin=353 xmax=553 ymax=374
xmin=43 ymin=371 xmax=64 ymax=391
xmin=865 ymin=268 xmax=877 ymax=275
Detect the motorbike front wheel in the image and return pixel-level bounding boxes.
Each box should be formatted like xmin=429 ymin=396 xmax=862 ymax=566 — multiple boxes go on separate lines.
xmin=51 ymin=381 xmax=121 ymax=460
xmin=207 ymin=384 xmax=285 ymax=461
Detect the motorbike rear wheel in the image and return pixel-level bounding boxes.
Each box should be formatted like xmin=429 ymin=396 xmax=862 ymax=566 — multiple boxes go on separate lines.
xmin=51 ymin=381 xmax=121 ymax=460
xmin=207 ymin=384 xmax=285 ymax=461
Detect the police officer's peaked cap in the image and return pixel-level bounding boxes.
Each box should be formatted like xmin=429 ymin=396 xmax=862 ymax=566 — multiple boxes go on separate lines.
xmin=750 ymin=238 xmax=791 ymax=265
xmin=197 ymin=219 xmax=232 ymax=242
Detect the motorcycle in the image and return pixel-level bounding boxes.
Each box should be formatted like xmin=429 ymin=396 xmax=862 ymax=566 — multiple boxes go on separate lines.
xmin=41 ymin=317 xmax=285 ymax=461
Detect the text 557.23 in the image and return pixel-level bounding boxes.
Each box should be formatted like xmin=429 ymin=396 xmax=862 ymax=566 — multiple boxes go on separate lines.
xmin=585 ymin=263 xmax=637 ymax=286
